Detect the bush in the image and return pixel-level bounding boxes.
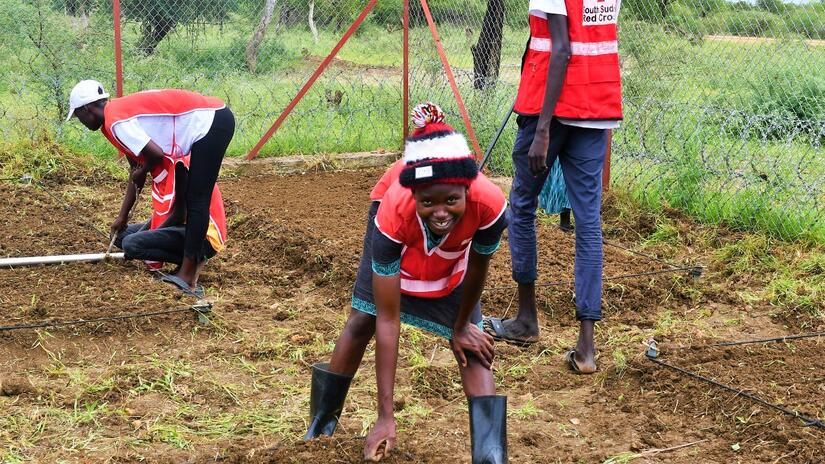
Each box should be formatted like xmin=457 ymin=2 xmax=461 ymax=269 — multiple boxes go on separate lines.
xmin=706 ymin=10 xmax=782 ymax=37
xmin=666 ymin=1 xmax=707 ymax=38
xmin=757 ymin=0 xmax=787 ymax=14
xmin=370 ymin=0 xmax=486 ymax=27
xmin=690 ymin=0 xmax=729 ymax=16
xmin=624 ymin=0 xmax=667 ymax=22
xmin=721 ymin=68 xmax=825 ymax=143
xmin=784 ymin=9 xmax=825 ymax=40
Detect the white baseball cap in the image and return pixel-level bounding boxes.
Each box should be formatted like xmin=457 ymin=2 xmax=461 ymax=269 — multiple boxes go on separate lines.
xmin=66 ymin=80 xmax=110 ymax=122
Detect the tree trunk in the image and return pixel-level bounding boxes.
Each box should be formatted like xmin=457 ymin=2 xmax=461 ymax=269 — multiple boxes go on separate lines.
xmin=246 ymin=0 xmax=278 ymax=72
xmin=471 ymin=0 xmax=505 ymax=90
xmin=308 ymin=1 xmax=319 ymax=44
xmin=279 ymin=2 xmax=301 ymax=28
xmin=138 ymin=15 xmax=176 ymax=55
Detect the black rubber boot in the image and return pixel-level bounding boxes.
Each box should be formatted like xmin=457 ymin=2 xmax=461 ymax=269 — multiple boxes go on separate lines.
xmin=559 ymin=208 xmax=573 ymax=233
xmin=469 ymin=395 xmax=508 ymax=464
xmin=303 ymin=362 xmax=353 ymax=440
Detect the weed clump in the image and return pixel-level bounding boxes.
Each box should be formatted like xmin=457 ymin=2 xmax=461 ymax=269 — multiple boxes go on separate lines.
xmin=0 ymin=132 xmax=121 ymax=184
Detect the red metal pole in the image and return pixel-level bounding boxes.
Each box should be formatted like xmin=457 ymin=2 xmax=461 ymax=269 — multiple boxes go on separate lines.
xmin=402 ymin=0 xmax=410 ymax=141
xmin=247 ymin=0 xmax=378 ymax=160
xmin=418 ymin=0 xmax=483 ymax=159
xmin=113 ymin=0 xmax=123 ymax=97
xmin=602 ymin=129 xmax=612 ymax=192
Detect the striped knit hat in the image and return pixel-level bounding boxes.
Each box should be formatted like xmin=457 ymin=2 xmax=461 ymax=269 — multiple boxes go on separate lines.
xmin=399 ymin=102 xmax=478 ymax=189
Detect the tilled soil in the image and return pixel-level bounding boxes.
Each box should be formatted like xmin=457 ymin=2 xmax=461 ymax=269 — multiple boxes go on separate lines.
xmin=0 ymin=169 xmax=822 ymax=463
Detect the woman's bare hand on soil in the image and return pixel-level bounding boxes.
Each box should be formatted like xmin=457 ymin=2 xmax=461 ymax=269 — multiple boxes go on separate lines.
xmin=364 ymin=415 xmax=397 ymax=462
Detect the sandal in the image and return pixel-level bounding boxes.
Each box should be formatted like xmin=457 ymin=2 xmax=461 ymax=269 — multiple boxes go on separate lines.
xmin=482 ymin=317 xmax=539 ymax=347
xmin=564 ymin=349 xmax=597 ymax=375
xmin=159 ymin=273 xmax=205 ymax=298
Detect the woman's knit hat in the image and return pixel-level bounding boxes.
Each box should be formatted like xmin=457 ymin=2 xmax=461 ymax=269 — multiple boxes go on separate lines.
xmin=399 ymin=102 xmax=478 ymax=189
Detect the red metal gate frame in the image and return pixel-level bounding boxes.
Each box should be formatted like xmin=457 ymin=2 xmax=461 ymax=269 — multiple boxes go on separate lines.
xmin=246 ymin=0 xmax=379 ymax=160
xmin=110 ymin=1 xmax=517 ymax=166
xmin=113 ymin=0 xmax=124 ymax=97
xmin=245 ymin=0 xmax=483 ymax=160
xmin=417 ymin=0 xmax=482 ymax=158
xmin=402 ymin=0 xmax=410 ymax=140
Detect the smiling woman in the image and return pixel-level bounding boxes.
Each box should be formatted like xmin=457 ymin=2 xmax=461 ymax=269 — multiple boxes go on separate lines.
xmin=301 ymin=103 xmax=509 ymax=463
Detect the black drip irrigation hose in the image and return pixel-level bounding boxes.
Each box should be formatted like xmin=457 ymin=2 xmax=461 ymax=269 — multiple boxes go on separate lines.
xmin=661 ymin=331 xmax=825 ymax=354
xmin=0 ymin=302 xmax=211 ymax=333
xmin=705 ymin=332 xmax=825 ymax=348
xmin=645 ymin=353 xmax=824 ymax=430
xmin=484 ymin=265 xmax=700 ymax=292
xmin=602 ymin=239 xmax=692 ymax=272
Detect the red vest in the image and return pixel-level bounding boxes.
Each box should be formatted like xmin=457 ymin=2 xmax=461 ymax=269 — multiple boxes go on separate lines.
xmin=514 ymin=2 xmax=623 ymax=119
xmin=101 ymin=89 xmax=225 ymax=159
xmin=375 ymin=172 xmax=506 ymax=298
xmin=370 ymin=159 xmax=405 ymax=201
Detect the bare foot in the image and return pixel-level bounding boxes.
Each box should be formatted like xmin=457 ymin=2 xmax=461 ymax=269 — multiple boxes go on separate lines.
xmin=564 ymin=349 xmax=597 ymax=374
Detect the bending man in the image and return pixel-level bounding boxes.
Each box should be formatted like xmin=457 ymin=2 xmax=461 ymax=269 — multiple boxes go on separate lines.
xmin=66 ymin=81 xmax=234 ymax=294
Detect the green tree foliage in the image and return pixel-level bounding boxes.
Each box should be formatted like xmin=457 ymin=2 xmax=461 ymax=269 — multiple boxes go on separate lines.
xmin=624 ymin=0 xmax=668 ymax=22
xmin=757 ymin=0 xmax=787 ymax=14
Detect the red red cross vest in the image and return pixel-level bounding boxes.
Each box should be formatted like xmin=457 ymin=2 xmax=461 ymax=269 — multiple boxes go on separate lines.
xmin=513 ymin=1 xmax=623 ymax=119
xmin=370 ymin=159 xmax=405 ymax=201
xmin=375 ymin=172 xmax=506 ymax=298
xmin=101 ymin=89 xmax=225 ymax=159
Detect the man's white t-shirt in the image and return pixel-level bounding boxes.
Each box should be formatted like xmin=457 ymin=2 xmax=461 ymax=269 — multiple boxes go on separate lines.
xmin=111 ymin=109 xmax=216 ymax=158
xmin=527 ymin=0 xmax=620 ymax=130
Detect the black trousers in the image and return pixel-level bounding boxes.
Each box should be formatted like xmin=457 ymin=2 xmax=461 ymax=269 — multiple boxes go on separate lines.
xmin=116 ymin=221 xmax=216 ymax=265
xmin=184 ymin=107 xmax=234 ymax=260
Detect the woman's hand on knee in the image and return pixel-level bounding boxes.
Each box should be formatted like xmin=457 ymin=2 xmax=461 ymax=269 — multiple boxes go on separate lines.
xmin=451 ymin=324 xmax=495 ymax=369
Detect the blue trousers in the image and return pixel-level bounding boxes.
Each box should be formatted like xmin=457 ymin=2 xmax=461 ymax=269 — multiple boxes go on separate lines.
xmin=508 ymin=116 xmax=607 ymax=321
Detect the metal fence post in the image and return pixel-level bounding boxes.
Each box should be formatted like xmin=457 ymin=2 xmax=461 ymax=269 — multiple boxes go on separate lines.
xmin=403 ymin=0 xmax=410 ymax=142
xmin=113 ymin=0 xmax=123 ymax=97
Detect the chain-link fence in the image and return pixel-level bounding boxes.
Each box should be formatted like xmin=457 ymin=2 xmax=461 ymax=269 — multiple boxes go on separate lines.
xmin=613 ymin=0 xmax=825 ymax=243
xmin=1 ymin=0 xmax=823 ymax=242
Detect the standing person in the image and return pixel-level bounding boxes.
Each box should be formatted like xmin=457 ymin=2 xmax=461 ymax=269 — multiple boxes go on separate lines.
xmin=303 ymin=104 xmax=509 ymax=464
xmin=65 ymin=80 xmax=234 ymax=294
xmin=539 ymin=158 xmax=573 ymax=233
xmin=483 ymin=0 xmax=622 ymax=373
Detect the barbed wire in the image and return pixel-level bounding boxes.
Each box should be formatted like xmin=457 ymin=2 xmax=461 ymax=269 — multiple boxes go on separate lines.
xmin=484 ymin=266 xmax=700 ymax=292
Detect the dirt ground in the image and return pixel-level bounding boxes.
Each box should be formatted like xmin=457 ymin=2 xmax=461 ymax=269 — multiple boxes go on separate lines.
xmin=0 ymin=167 xmax=822 ymax=463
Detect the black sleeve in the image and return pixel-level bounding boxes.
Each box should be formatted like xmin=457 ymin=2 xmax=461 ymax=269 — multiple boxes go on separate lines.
xmin=371 ymin=222 xmax=403 ymax=275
